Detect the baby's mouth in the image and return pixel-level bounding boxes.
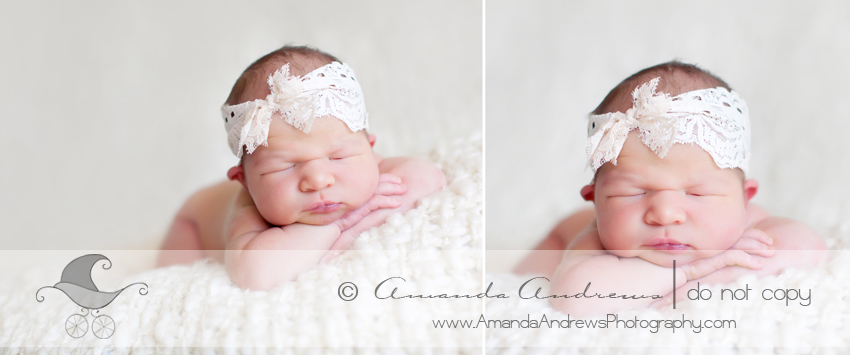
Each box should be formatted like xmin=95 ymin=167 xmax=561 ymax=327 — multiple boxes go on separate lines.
xmin=649 ymin=243 xmax=692 ymax=251
xmin=646 ymin=238 xmax=692 ymax=251
xmin=307 ymin=201 xmax=342 ymax=213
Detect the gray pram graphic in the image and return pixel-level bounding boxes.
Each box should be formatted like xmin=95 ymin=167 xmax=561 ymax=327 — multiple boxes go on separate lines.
xmin=36 ymin=254 xmax=148 ymax=339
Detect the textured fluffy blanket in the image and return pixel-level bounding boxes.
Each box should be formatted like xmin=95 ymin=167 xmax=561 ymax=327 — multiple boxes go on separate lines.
xmin=485 ymin=229 xmax=850 ymax=354
xmin=0 ymin=135 xmax=482 ymax=353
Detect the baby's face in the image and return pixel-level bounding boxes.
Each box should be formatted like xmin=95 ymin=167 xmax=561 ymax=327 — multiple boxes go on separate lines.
xmin=589 ymin=131 xmax=751 ymax=267
xmin=239 ymin=116 xmax=379 ymax=226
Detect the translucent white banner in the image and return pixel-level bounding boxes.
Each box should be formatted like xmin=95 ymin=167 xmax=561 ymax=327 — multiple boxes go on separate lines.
xmin=486 ymin=249 xmax=849 ymax=351
xmin=0 ymin=250 xmax=483 ymax=351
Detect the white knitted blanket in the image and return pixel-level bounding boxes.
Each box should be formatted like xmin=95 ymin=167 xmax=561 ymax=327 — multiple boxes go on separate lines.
xmin=0 ymin=135 xmax=482 ymax=353
xmin=485 ymin=230 xmax=850 ymax=354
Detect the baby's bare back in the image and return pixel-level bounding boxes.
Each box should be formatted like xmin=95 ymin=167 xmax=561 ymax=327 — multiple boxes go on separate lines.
xmin=157 ymin=180 xmax=242 ymax=266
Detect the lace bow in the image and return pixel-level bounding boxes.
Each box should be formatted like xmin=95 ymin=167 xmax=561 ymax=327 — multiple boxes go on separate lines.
xmin=586 ymin=77 xmax=751 ymax=175
xmin=222 ymin=62 xmax=368 ymax=158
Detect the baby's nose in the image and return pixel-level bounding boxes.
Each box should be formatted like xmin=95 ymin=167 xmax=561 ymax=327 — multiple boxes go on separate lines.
xmin=644 ymin=191 xmax=686 ymax=226
xmin=299 ymin=160 xmax=335 ymax=192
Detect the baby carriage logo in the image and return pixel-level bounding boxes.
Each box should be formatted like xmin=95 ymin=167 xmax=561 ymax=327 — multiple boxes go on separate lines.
xmin=35 ymin=254 xmax=148 ymax=339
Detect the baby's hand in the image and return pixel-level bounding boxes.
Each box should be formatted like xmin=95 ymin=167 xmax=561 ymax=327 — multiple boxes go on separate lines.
xmin=730 ymin=228 xmax=775 ymax=257
xmin=332 ymin=173 xmax=406 ymax=232
xmin=321 ymin=174 xmax=406 ymax=263
xmin=679 ymin=229 xmax=774 ymax=281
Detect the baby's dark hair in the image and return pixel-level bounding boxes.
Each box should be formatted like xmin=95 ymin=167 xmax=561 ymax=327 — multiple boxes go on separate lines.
xmin=224 ymin=45 xmax=340 ymax=106
xmin=592 ymin=61 xmax=731 ymax=115
xmin=590 ymin=61 xmax=741 ymax=183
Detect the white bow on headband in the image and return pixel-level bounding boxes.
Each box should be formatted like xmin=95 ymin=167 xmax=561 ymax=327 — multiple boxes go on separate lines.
xmin=586 ymin=77 xmax=751 ymax=176
xmin=222 ymin=62 xmax=369 ymax=158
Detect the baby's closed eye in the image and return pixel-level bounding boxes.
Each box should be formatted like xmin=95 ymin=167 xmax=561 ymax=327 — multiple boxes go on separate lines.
xmin=686 ymin=190 xmax=723 ymax=197
xmin=330 ymin=154 xmax=357 ymax=160
xmin=608 ymin=189 xmax=645 ymax=197
xmin=329 ymin=145 xmax=364 ymax=160
xmin=260 ymin=164 xmax=296 ymax=175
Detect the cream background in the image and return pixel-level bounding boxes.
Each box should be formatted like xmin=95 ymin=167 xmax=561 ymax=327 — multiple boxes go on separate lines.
xmin=0 ymin=1 xmax=482 ymax=250
xmin=486 ymin=1 xmax=850 ymax=270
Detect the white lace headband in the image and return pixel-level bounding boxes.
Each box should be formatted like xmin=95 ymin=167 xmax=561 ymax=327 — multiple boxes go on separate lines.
xmin=586 ymin=77 xmax=750 ymax=176
xmin=222 ymin=61 xmax=369 ymax=158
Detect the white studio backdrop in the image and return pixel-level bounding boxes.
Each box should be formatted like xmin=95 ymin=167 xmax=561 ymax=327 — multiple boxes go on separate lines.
xmin=486 ymin=0 xmax=850 ymax=270
xmin=0 ymin=1 xmax=482 ymax=250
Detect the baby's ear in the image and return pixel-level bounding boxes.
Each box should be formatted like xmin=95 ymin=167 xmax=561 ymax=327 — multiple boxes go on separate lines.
xmin=227 ymin=164 xmax=248 ymax=190
xmin=580 ymin=184 xmax=595 ymax=202
xmin=743 ymin=179 xmax=759 ymax=204
xmin=368 ymin=134 xmax=377 ymax=147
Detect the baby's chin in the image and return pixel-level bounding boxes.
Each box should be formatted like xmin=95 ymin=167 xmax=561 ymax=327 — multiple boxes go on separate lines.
xmin=635 ymin=249 xmax=726 ymax=268
xmin=262 ymin=209 xmax=349 ymax=227
xmin=606 ymin=249 xmax=710 ymax=268
xmin=296 ymin=210 xmax=349 ymax=226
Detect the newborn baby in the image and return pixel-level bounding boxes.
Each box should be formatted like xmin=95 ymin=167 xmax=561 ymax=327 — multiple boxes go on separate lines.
xmin=515 ymin=62 xmax=827 ymax=317
xmin=156 ymin=46 xmax=445 ymax=290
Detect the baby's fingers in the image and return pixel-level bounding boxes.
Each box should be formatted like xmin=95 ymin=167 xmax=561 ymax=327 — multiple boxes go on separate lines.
xmin=374 ymin=180 xmax=407 ymax=196
xmin=732 ymin=237 xmax=775 ymax=258
xmin=334 ymin=195 xmax=398 ymax=231
xmin=722 ymin=250 xmax=764 ymax=270
xmin=680 ymin=250 xmax=762 ymax=281
xmin=741 ymin=228 xmax=773 ymax=246
xmin=334 ymin=208 xmax=369 ymax=231
xmin=365 ymin=195 xmax=402 ymax=210
xmin=378 ymin=173 xmax=403 ymax=184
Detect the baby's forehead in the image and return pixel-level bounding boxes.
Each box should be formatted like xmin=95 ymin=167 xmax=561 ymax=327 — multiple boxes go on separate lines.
xmin=270 ymin=130 xmax=366 ymax=151
xmin=597 ymin=164 xmax=744 ymax=191
xmin=600 ymin=165 xmax=733 ymax=182
xmin=244 ymin=134 xmax=367 ymax=168
xmin=598 ymin=140 xmax=742 ymax=185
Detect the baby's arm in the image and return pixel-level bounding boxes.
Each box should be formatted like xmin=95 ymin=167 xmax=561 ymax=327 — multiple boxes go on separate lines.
xmin=326 ymin=156 xmax=446 ymax=251
xmin=659 ymin=218 xmax=828 ymax=307
xmin=224 ymin=188 xmax=341 ymax=290
xmin=549 ymin=225 xmax=770 ymax=317
xmin=672 ymin=215 xmax=828 ymax=293
xmin=225 ymin=175 xmax=405 ymax=291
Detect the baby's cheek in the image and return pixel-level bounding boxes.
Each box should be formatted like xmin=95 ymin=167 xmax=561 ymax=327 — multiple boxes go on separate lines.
xmin=252 ymin=182 xmax=297 ymax=226
xmin=718 ymin=223 xmax=746 ymax=250
xmin=704 ymin=205 xmax=747 ymax=249
xmin=253 ymin=199 xmax=281 ymax=225
xmin=598 ymin=223 xmax=635 ymax=252
xmin=350 ymin=173 xmax=379 ymax=208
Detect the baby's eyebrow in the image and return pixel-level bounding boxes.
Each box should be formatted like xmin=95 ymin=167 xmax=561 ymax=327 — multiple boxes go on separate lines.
xmin=332 ymin=140 xmax=363 ymax=152
xmin=598 ymin=172 xmax=640 ymax=186
xmin=688 ymin=176 xmax=736 ymax=188
xmin=600 ymin=171 xmax=734 ymax=190
xmin=253 ymin=151 xmax=296 ymax=167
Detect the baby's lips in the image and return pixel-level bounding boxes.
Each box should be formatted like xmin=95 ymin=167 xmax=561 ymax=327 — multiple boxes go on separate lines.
xmin=306 ymin=201 xmax=342 ymax=213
